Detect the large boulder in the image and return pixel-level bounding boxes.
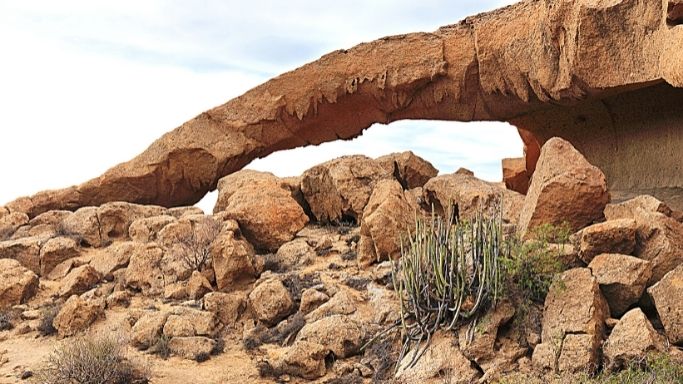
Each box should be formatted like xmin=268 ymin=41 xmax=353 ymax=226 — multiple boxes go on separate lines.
xmin=214 ymin=170 xmax=308 ymax=252
xmin=301 ymin=155 xmax=391 ymax=223
xmin=502 ymin=157 xmax=530 ymax=195
xmin=128 ymin=215 xmax=177 ymax=243
xmin=58 ymin=207 xmax=103 ymax=247
xmin=131 ymin=311 xmax=170 ymax=350
xmin=573 ymin=219 xmax=637 ymax=264
xmin=519 ymin=138 xmax=609 ymax=238
xmin=295 ymin=315 xmax=365 ymax=359
xmin=124 ymin=244 xmax=166 ymax=294
xmin=604 ymin=195 xmax=674 ymax=221
xmin=0 ymin=235 xmax=48 ymax=274
xmin=96 ymin=202 xmax=166 ymax=243
xmin=203 ymin=291 xmax=246 ymax=327
xmin=211 ymin=228 xmax=258 ymax=291
xmin=0 ymin=259 xmax=39 ymax=309
xmin=648 ymin=265 xmax=683 ymax=345
xmin=626 ymin=210 xmax=683 ymax=284
xmin=89 ymin=241 xmax=140 ymax=279
xmin=53 ymin=295 xmax=104 ymax=337
xmin=168 ymin=336 xmax=216 ymax=360
xmin=603 ymin=308 xmax=663 ymax=370
xmin=248 ymin=276 xmax=293 ymax=325
xmin=375 ymin=151 xmax=438 ymax=189
xmin=39 ymin=237 xmax=80 ymax=277
xmin=423 ymin=169 xmax=524 ymax=225
xmin=358 ymin=180 xmax=415 ymax=267
xmin=280 ymin=340 xmax=328 ymax=379
xmin=533 ymin=268 xmax=609 ymax=374
xmin=58 ymin=265 xmax=102 ymax=297
xmin=588 ymin=254 xmax=652 ymax=317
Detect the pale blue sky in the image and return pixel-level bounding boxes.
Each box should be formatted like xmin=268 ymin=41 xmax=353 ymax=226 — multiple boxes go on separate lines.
xmin=0 ymin=0 xmax=521 ymax=210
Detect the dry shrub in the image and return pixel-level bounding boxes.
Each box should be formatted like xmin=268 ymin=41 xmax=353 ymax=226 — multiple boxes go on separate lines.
xmin=34 ymin=334 xmax=148 ymax=384
xmin=37 ymin=305 xmax=59 ymax=336
xmin=0 ymin=311 xmax=13 ymax=331
xmin=170 ymin=218 xmax=221 ymax=272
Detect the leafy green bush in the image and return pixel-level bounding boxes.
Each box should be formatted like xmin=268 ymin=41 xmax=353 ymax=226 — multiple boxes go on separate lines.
xmin=34 ymin=334 xmax=148 ymax=384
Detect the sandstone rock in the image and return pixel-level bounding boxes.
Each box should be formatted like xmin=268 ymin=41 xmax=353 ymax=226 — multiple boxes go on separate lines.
xmin=211 ymin=229 xmax=258 ymax=291
xmin=248 ymin=277 xmax=293 ymax=325
xmin=605 ymin=195 xmax=674 ymax=221
xmin=163 ymin=282 xmax=187 ymax=301
xmin=538 ymin=268 xmax=609 ymax=374
xmin=167 ymin=206 xmax=204 ymax=218
xmin=131 ymin=311 xmax=170 ymax=350
xmin=124 ymin=244 xmax=166 ymax=294
xmin=502 ymin=157 xmax=530 ymax=194
xmin=603 ymin=308 xmax=663 ymax=370
xmin=300 ymin=288 xmax=330 ymax=314
xmin=53 ymin=295 xmax=104 ymax=337
xmin=631 ymin=210 xmax=683 ymax=284
xmin=59 ymin=207 xmax=102 ymax=247
xmin=89 ymin=241 xmax=139 ymax=279
xmin=358 ymin=180 xmax=415 ymax=267
xmin=0 ymin=259 xmax=39 ymax=310
xmin=281 ymin=340 xmax=328 ymax=379
xmin=301 ymin=155 xmax=390 ymax=223
xmin=396 ymin=331 xmax=480 ymax=384
xmin=531 ymin=342 xmax=557 ymax=372
xmin=214 ymin=170 xmax=308 ymax=252
xmin=168 ymin=336 xmax=216 ymax=360
xmin=423 ymin=170 xmax=524 ymax=225
xmin=39 ymin=237 xmax=79 ymax=276
xmin=518 ymin=138 xmax=609 ymax=238
xmin=375 ymin=151 xmax=438 ymax=189
xmin=0 ymin=212 xmax=29 ymax=240
xmin=163 ymin=315 xmax=196 ymax=338
xmin=573 ymin=219 xmax=637 ymax=264
xmin=588 ymin=254 xmax=652 ymax=317
xmin=305 ymin=289 xmax=357 ymax=323
xmin=58 ymin=265 xmax=102 ymax=297
xmin=648 ymin=265 xmax=683 ymax=345
xmin=271 ymin=239 xmax=316 ymax=272
xmin=129 ymin=215 xmax=177 ymax=243
xmin=29 ymin=210 xmax=72 ymax=227
xmin=187 ymin=270 xmax=213 ymax=300
xmin=203 ymin=291 xmax=246 ymax=327
xmin=168 ymin=308 xmax=218 ymax=337
xmin=0 ymin=235 xmax=48 ymax=274
xmin=96 ymin=202 xmax=166 ymax=242
xmin=106 ymin=291 xmax=130 ymax=308
xmin=296 ymin=315 xmax=364 ymax=358
xmin=458 ymin=301 xmax=515 ymax=363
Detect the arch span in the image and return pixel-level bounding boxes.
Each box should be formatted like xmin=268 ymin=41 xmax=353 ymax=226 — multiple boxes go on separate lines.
xmin=6 ymin=0 xmax=683 ymax=216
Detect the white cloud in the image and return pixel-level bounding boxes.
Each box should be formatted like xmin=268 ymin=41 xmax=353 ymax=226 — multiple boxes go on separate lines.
xmin=0 ymin=0 xmax=523 ymax=212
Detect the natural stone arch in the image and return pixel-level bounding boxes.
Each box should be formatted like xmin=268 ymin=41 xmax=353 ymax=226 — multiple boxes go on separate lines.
xmin=6 ymin=0 xmax=683 ymax=217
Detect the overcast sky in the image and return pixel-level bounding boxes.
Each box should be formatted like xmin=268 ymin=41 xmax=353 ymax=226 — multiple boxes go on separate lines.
xmin=0 ymin=0 xmax=521 ymax=211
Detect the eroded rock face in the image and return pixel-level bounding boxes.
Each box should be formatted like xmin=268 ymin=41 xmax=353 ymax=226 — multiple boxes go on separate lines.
xmin=502 ymin=157 xmax=529 ymax=195
xmin=214 ymin=170 xmax=308 ymax=252
xmin=648 ymin=265 xmax=683 ymax=345
xmin=0 ymin=259 xmax=39 ymax=309
xmin=533 ymin=268 xmax=609 ymax=374
xmin=423 ymin=169 xmax=524 ymax=225
xmin=358 ymin=180 xmax=415 ymax=267
xmin=211 ymin=229 xmax=258 ymax=291
xmin=301 ymin=155 xmax=391 ymax=224
xmin=39 ymin=237 xmax=80 ymax=277
xmin=519 ymin=138 xmax=609 ymax=238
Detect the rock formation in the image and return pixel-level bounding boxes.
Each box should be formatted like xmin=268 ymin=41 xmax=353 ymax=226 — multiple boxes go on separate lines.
xmin=4 ymin=0 xmax=683 ymax=217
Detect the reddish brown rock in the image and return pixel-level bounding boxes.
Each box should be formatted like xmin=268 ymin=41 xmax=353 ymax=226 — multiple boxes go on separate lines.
xmin=129 ymin=215 xmax=177 ymax=243
xmin=90 ymin=241 xmax=140 ymax=279
xmin=53 ymin=295 xmax=104 ymax=337
xmin=248 ymin=276 xmax=293 ymax=325
xmin=96 ymin=202 xmax=166 ymax=242
xmin=423 ymin=170 xmax=524 ymax=225
xmin=502 ymin=157 xmax=530 ymax=195
xmin=631 ymin=210 xmax=683 ymax=284
xmin=295 ymin=315 xmax=365 ymax=359
xmin=375 ymin=151 xmax=438 ymax=189
xmin=124 ymin=244 xmax=166 ymax=294
xmin=573 ymin=219 xmax=637 ymax=264
xmin=648 ymin=265 xmax=683 ymax=345
xmin=214 ymin=170 xmax=308 ymax=252
xmin=0 ymin=259 xmax=39 ymax=309
xmin=131 ymin=311 xmax=170 ymax=350
xmin=211 ymin=229 xmax=258 ymax=291
xmin=588 ymin=254 xmax=652 ymax=317
xmin=301 ymin=155 xmax=390 ymax=224
xmin=519 ymin=138 xmax=609 ymax=239
xmin=203 ymin=291 xmax=246 ymax=327
xmin=605 ymin=195 xmax=674 ymax=221
xmin=39 ymin=236 xmax=80 ymax=276
xmin=168 ymin=336 xmax=216 ymax=360
xmin=58 ymin=265 xmax=102 ymax=297
xmin=58 ymin=207 xmax=102 ymax=247
xmin=0 ymin=235 xmax=48 ymax=274
xmin=358 ymin=179 xmax=415 ymax=267
xmin=603 ymin=308 xmax=663 ymax=370
xmin=281 ymin=341 xmax=328 ymax=379
xmin=187 ymin=270 xmax=213 ymax=300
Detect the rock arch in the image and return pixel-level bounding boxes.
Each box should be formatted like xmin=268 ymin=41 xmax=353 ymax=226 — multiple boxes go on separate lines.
xmin=6 ymin=0 xmax=683 ymax=217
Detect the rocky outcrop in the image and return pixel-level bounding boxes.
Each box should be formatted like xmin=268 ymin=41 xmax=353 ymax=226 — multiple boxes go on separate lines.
xmin=0 ymin=259 xmax=39 ymax=309
xmin=358 ymin=180 xmax=415 ymax=267
xmin=648 ymin=265 xmax=683 ymax=345
xmin=502 ymin=157 xmax=529 ymax=195
xmin=375 ymin=151 xmax=438 ymax=189
xmin=519 ymin=138 xmax=609 ymax=238
xmin=588 ymin=254 xmax=652 ymax=317
xmin=573 ymin=219 xmax=637 ymax=264
xmin=301 ymin=155 xmax=390 ymax=224
xmin=214 ymin=170 xmax=308 ymax=252
xmin=533 ymin=268 xmax=609 ymax=374
xmin=423 ymin=169 xmax=524 ymax=225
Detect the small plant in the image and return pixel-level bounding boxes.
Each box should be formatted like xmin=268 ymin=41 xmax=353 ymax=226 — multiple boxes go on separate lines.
xmin=0 ymin=311 xmax=13 ymax=331
xmin=37 ymin=305 xmax=60 ymax=336
xmin=384 ymin=205 xmax=504 ymax=370
xmin=195 ymin=352 xmax=210 ymax=363
xmin=171 ymin=218 xmax=221 ymax=272
xmin=149 ymin=334 xmax=171 ymax=359
xmin=33 ymin=334 xmax=148 ymax=384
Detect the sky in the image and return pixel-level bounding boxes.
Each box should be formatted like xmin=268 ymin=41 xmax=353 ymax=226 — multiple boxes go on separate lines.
xmin=0 ymin=0 xmax=522 ymax=212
